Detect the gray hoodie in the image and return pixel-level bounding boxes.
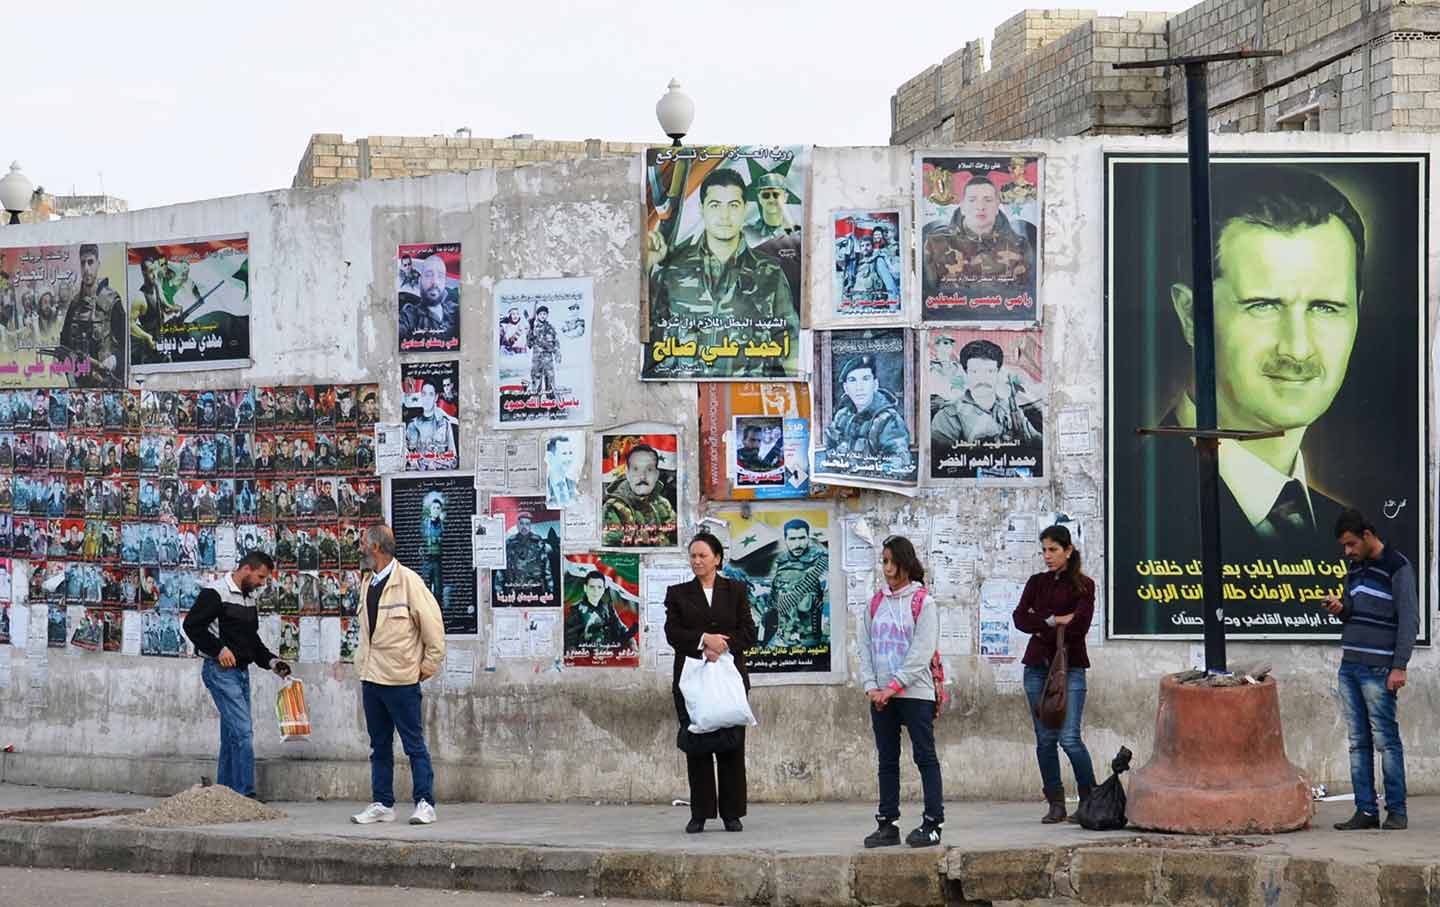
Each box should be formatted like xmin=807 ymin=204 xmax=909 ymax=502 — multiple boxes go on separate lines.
xmin=855 ymin=581 xmax=937 ymax=701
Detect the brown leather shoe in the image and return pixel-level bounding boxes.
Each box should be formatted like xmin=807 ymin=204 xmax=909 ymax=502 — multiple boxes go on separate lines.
xmin=1042 ymin=786 xmax=1067 ymax=824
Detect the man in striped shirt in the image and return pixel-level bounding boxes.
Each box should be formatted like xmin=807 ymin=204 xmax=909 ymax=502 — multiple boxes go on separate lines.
xmin=1324 ymin=509 xmax=1417 ymax=831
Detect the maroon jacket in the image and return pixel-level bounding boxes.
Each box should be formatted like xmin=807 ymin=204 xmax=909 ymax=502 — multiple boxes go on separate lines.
xmin=1012 ymin=569 xmax=1095 ymax=669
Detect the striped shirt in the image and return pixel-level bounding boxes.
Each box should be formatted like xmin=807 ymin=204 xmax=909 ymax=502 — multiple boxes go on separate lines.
xmin=1338 ymin=546 xmax=1418 ymax=669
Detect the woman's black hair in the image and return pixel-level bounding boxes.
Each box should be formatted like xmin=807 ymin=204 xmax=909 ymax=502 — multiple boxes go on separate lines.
xmin=689 ymin=531 xmax=724 ymax=567
xmin=882 ymin=535 xmax=925 ymax=584
xmin=1040 ymin=523 xmax=1087 ymax=594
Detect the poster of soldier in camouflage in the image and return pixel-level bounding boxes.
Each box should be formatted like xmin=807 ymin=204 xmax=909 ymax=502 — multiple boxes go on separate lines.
xmin=127 ymin=235 xmax=251 ymax=372
xmin=917 ymin=155 xmax=1041 ymax=324
xmin=811 ymin=328 xmax=919 ymax=492
xmin=709 ymin=504 xmax=840 ymax=682
xmin=387 ymin=473 xmax=477 ymax=635
xmin=642 ymin=145 xmax=806 ymax=381
xmin=400 ymin=360 xmax=459 ymax=471
xmin=0 ymin=243 xmax=127 ymax=388
xmin=397 ymin=242 xmax=460 ymax=352
xmin=561 ymin=551 xmax=640 ymax=667
xmin=829 ymin=210 xmax=904 ymax=322
xmin=926 ymin=328 xmax=1045 ymax=482
xmin=494 ymin=277 xmax=594 ymax=427
xmin=598 ymin=430 xmax=679 ymax=549
xmin=490 ymin=494 xmax=561 ymax=608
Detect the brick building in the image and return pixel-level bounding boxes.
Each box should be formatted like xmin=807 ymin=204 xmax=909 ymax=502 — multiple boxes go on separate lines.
xmin=891 ymin=0 xmax=1440 ymax=144
xmin=292 ymin=131 xmax=654 ymax=188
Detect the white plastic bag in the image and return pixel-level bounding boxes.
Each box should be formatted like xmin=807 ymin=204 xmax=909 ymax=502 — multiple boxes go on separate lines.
xmin=678 ymin=652 xmax=757 ymax=733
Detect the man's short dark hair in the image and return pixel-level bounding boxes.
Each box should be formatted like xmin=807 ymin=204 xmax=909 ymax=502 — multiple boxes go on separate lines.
xmin=79 ymin=244 xmax=99 ymax=260
xmin=546 ymin=435 xmax=570 ymax=454
xmin=1334 ymin=508 xmax=1376 ymax=540
xmin=700 ymin=168 xmax=747 ymax=205
xmin=238 ymin=551 xmax=274 ymax=571
xmin=1196 ymin=165 xmax=1366 ymax=293
xmin=625 ymin=443 xmax=659 ymax=466
xmin=782 ymin=518 xmax=810 ymax=536
xmin=584 ymin=570 xmax=605 ymax=584
xmin=536 ymin=305 xmax=549 ymax=315
xmin=959 ymin=339 xmax=1004 ymax=372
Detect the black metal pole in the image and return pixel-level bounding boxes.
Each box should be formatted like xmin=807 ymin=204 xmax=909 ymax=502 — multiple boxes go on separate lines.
xmin=1183 ymin=62 xmax=1226 ymax=674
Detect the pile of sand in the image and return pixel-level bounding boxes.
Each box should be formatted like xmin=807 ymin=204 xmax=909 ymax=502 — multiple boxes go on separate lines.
xmin=122 ymin=783 xmax=286 ymax=828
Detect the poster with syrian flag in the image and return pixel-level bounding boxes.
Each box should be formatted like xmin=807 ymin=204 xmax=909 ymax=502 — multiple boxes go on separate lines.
xmin=128 ymin=235 xmax=251 ymax=372
xmin=562 ymin=552 xmax=640 ymax=667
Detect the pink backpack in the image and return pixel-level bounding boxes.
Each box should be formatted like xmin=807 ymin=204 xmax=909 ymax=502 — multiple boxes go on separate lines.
xmin=868 ymin=587 xmax=948 ymax=718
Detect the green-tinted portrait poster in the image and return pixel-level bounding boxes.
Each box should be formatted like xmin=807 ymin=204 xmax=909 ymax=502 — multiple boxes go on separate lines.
xmin=1105 ymin=154 xmax=1429 ymax=640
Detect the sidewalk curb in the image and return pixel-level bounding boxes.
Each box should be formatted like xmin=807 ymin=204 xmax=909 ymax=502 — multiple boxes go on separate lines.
xmin=2 ymin=820 xmax=1438 ymax=905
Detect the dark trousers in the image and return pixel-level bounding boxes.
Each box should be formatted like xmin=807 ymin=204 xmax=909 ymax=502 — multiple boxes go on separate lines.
xmin=362 ymin=680 xmax=435 ymax=807
xmin=870 ymin=696 xmax=945 ymax=822
xmin=674 ymin=688 xmax=746 ymax=821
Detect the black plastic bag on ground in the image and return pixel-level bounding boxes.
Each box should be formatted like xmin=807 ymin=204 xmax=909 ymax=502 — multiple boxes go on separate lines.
xmin=1075 ymin=746 xmax=1132 ymax=831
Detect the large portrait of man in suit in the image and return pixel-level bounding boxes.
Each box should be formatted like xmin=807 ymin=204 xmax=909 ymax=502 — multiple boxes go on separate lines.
xmin=1106 ymin=154 xmax=1428 ymax=640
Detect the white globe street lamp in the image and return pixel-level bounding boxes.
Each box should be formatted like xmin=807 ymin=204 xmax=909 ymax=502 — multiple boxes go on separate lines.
xmin=655 ymin=79 xmax=694 ymax=148
xmin=0 ymin=162 xmax=34 ymax=225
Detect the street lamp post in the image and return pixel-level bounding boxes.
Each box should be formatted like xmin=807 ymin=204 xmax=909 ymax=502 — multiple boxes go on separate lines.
xmin=0 ymin=162 xmax=34 ymax=225
xmin=655 ymin=79 xmax=694 ymax=148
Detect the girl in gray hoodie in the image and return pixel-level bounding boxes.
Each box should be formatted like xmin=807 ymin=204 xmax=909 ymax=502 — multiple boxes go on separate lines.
xmin=855 ymin=535 xmax=944 ymax=847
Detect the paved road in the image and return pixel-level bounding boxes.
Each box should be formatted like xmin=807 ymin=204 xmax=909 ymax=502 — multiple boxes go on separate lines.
xmin=0 ymin=868 xmax=696 ymax=907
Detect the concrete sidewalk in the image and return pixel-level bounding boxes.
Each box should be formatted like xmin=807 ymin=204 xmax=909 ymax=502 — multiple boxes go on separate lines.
xmin=0 ymin=783 xmax=1436 ymax=905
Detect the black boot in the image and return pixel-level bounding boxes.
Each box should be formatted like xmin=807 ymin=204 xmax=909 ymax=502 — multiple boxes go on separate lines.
xmin=1042 ymin=786 xmax=1066 ymax=824
xmin=905 ymin=815 xmax=943 ymax=848
xmin=863 ymin=816 xmax=900 ymax=848
xmin=1067 ymin=784 xmax=1092 ymax=824
xmin=1333 ymin=810 xmax=1379 ymax=831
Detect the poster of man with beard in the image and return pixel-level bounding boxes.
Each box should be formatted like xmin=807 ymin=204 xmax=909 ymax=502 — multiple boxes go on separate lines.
xmin=598 ymin=430 xmax=679 ymax=549
xmin=127 ymin=236 xmax=250 ymax=372
xmin=397 ymin=243 xmax=461 ymax=352
xmin=0 ymin=243 xmax=127 ymax=388
xmin=927 ymin=328 xmax=1045 ymax=481
xmin=708 ymin=504 xmax=840 ymax=682
xmin=811 ymin=328 xmax=919 ymax=491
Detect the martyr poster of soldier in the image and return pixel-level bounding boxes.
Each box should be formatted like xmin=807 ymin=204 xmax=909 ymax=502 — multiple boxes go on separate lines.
xmin=1105 ymin=153 xmax=1428 ymax=640
xmin=127 ymin=235 xmax=251 ymax=372
xmin=0 ymin=243 xmax=127 ymax=388
xmin=387 ymin=473 xmax=478 ymax=635
xmin=710 ymin=504 xmax=840 ymax=681
xmin=828 ymin=210 xmax=904 ymax=322
xmin=917 ymin=155 xmax=1041 ymax=324
xmin=400 ymin=360 xmax=459 ymax=471
xmin=494 ymin=276 xmax=595 ymax=427
xmin=562 ymin=552 xmax=640 ymax=667
xmin=926 ymin=328 xmax=1045 ymax=482
xmin=397 ymin=242 xmax=461 ymax=352
xmin=641 ymin=145 xmax=806 ymax=381
xmin=490 ymin=494 xmax=562 ymax=608
xmin=811 ymin=328 xmax=919 ymax=491
xmin=598 ymin=430 xmax=679 ymax=549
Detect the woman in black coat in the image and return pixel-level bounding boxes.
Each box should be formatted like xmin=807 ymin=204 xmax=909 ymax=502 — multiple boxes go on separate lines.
xmin=664 ymin=531 xmax=759 ymax=834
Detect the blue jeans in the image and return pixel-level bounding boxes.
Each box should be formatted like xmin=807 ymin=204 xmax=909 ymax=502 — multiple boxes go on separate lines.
xmin=201 ymin=658 xmax=255 ymax=798
xmin=870 ymin=696 xmax=944 ymax=822
xmin=362 ymin=681 xmax=434 ymax=807
xmin=1023 ymin=665 xmax=1097 ymax=791
xmin=1338 ymin=662 xmax=1406 ymax=816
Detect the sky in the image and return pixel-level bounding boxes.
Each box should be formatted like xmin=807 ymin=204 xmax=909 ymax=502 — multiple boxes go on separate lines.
xmin=7 ymin=0 xmax=1179 ymax=212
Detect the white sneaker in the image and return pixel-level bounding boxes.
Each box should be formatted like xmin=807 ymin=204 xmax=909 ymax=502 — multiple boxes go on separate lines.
xmin=409 ymin=801 xmax=436 ymax=825
xmin=350 ymin=803 xmax=396 ymax=824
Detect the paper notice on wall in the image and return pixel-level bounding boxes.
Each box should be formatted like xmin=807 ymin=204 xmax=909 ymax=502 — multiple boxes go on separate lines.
xmin=979 ymin=579 xmax=1023 ymax=659
xmin=1188 ymin=642 xmax=1206 ymax=671
xmin=843 ymin=516 xmax=876 ymax=571
xmin=471 ymin=515 xmax=507 ymax=570
xmin=320 ymin=617 xmax=342 ymax=663
xmin=27 ymin=604 xmax=47 ymax=652
xmin=65 ymin=606 xmax=86 ymax=656
xmin=846 ymin=571 xmax=874 ymax=617
xmin=260 ymin=615 xmax=282 ymax=653
xmin=8 ymin=601 xmax=27 ymax=653
xmin=493 ymin=611 xmax=524 ymax=659
xmin=562 ymin=497 xmax=600 ymax=550
xmin=1004 ymin=513 xmax=1038 ymax=548
xmin=216 ymin=525 xmax=237 ymax=569
xmin=939 ymin=606 xmax=973 ymax=656
xmin=444 ymin=648 xmax=476 ymax=691
xmin=992 ymin=659 xmax=1024 ymax=692
xmin=0 ymin=647 xmax=10 ymax=689
xmin=121 ymin=612 xmax=142 ymax=656
xmin=888 ymin=513 xmax=932 ymax=552
xmin=644 ymin=563 xmax=692 ymax=625
xmin=1056 ymin=406 xmax=1093 ymax=457
xmin=525 ymin=610 xmax=557 ymax=659
xmin=299 ymin=616 xmax=321 ymax=663
xmin=505 ymin=439 xmax=542 ymax=493
xmin=474 ymin=437 xmax=508 ymax=490
xmin=374 ymin=422 xmax=406 ymax=475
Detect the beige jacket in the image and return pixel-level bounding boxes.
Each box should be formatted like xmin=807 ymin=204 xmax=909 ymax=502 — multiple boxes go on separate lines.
xmin=357 ymin=560 xmax=446 ymax=685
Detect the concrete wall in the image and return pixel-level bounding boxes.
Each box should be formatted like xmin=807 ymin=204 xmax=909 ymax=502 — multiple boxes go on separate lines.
xmin=0 ymin=134 xmax=1436 ymax=807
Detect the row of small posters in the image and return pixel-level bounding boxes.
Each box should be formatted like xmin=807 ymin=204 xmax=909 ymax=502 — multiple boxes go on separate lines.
xmin=641 ymin=148 xmax=1041 ymax=381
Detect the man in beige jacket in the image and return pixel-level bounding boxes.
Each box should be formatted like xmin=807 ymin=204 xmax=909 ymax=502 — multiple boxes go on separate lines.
xmin=351 ymin=525 xmax=447 ymax=826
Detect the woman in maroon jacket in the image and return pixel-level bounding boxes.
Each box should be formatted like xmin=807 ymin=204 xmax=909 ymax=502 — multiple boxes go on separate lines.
xmin=1012 ymin=524 xmax=1096 ymax=824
